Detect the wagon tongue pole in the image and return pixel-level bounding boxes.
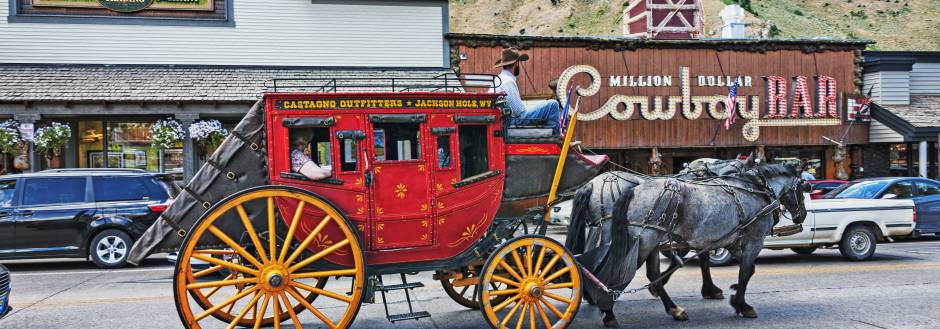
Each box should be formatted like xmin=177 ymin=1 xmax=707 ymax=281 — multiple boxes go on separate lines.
xmin=541 ymin=93 xmax=581 ymax=234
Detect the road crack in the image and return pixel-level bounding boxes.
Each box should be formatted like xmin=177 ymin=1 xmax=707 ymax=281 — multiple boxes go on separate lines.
xmin=6 ymin=272 xmax=105 ymax=318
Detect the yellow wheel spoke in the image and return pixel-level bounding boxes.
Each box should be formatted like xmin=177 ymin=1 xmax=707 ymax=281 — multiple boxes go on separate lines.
xmin=538 ymin=254 xmax=562 ymax=280
xmin=510 ymin=249 xmax=526 ymax=280
xmin=501 ymin=300 xmax=524 ymax=328
xmin=193 ymin=265 xmax=225 ymax=279
xmin=194 ymin=249 xmax=238 ymax=255
xmin=544 ymin=282 xmax=574 ymax=290
xmin=498 ymin=260 xmax=524 ymax=283
xmin=543 ymin=291 xmax=572 ymax=304
xmin=534 ymin=245 xmax=547 ymax=278
xmin=529 ymin=299 xmax=537 ymax=329
xmin=285 ymin=215 xmax=333 ymax=266
xmin=292 ymin=268 xmax=358 ymax=279
xmin=272 ymin=292 xmax=281 ymax=329
xmin=226 ymin=290 xmax=264 ymax=329
xmin=288 ymin=239 xmax=350 ymax=273
xmin=515 ymin=302 xmax=528 ymax=329
xmin=491 ymin=274 xmax=520 ymax=287
xmin=526 ymin=240 xmax=534 ymax=277
xmin=288 ymin=286 xmax=338 ymax=329
xmin=194 ymin=286 xmax=260 ymax=321
xmin=489 ymin=288 xmax=520 ymax=296
xmin=278 ymin=201 xmax=305 ymax=263
xmin=543 ymin=266 xmax=573 ymax=284
xmin=202 ymin=273 xmax=234 ymax=299
xmin=535 ymin=300 xmax=553 ymax=329
xmin=540 ymin=299 xmax=564 ymax=319
xmin=279 ymin=292 xmax=304 ymax=329
xmin=292 ymin=280 xmax=352 ymax=303
xmin=236 ymin=204 xmax=270 ymax=265
xmin=493 ymin=295 xmax=521 ymax=313
xmin=207 ymin=226 xmax=265 ymax=269
xmin=192 ymin=253 xmax=259 ymax=277
xmin=253 ymin=293 xmax=271 ymax=329
xmin=268 ymin=197 xmax=277 ymax=264
xmin=187 ymin=277 xmax=258 ymax=290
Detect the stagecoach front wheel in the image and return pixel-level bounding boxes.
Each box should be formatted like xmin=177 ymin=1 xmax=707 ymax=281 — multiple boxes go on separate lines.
xmin=479 ymin=235 xmax=582 ymax=329
xmin=173 ymin=186 xmax=365 ymax=329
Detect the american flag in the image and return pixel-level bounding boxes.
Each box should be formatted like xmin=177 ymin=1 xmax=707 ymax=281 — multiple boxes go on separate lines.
xmin=724 ymin=78 xmax=740 ymax=130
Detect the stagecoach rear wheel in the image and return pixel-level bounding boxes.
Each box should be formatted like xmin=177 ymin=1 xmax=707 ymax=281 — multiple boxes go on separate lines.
xmin=441 ymin=265 xmax=511 ymax=310
xmin=479 ymin=235 xmax=582 ymax=329
xmin=173 ymin=186 xmax=366 ymax=329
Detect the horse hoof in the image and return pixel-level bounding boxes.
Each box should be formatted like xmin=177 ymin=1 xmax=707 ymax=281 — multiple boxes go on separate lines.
xmin=703 ymin=291 xmax=724 ymax=300
xmin=648 ymin=286 xmax=660 ymax=298
xmin=741 ymin=309 xmax=758 ymax=318
xmin=669 ymin=307 xmax=689 ymax=321
xmin=603 ymin=314 xmax=620 ymax=328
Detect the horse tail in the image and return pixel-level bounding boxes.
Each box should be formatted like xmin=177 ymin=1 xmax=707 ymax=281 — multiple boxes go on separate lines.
xmin=597 ymin=188 xmax=640 ymax=290
xmin=565 ymin=183 xmax=593 ymax=254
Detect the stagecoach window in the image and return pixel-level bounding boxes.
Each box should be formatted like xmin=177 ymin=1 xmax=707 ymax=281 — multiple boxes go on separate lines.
xmin=339 ymin=139 xmax=358 ymax=172
xmin=458 ymin=125 xmax=489 ymax=179
xmin=437 ymin=135 xmax=452 ymax=169
xmin=373 ymin=123 xmax=421 ymax=161
xmin=289 ymin=128 xmax=332 ymax=170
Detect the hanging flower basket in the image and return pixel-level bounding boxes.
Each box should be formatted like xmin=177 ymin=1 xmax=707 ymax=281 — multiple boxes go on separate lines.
xmin=151 ymin=119 xmax=185 ymax=150
xmin=188 ymin=119 xmax=228 ymax=150
xmin=0 ymin=120 xmax=22 ymax=155
xmin=34 ymin=122 xmax=72 ymax=157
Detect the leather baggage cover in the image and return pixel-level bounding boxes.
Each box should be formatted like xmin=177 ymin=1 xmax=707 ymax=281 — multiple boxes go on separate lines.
xmin=127 ymin=100 xmax=268 ymax=265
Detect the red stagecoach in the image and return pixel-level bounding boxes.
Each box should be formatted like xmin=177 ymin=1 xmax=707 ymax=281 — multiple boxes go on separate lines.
xmin=128 ymin=74 xmax=606 ymax=329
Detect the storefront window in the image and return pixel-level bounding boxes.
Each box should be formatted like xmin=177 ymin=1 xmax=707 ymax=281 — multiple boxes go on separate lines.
xmin=889 ymin=144 xmax=908 ymax=175
xmin=77 ymin=120 xmax=183 ymax=174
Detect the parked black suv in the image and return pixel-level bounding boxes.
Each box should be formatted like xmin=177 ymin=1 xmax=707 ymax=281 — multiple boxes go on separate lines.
xmin=0 ymin=169 xmax=178 ymax=268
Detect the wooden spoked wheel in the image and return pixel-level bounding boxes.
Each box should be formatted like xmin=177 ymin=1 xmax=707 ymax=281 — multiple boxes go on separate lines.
xmin=173 ymin=186 xmax=365 ymax=329
xmin=441 ymin=265 xmax=510 ymax=310
xmin=479 ymin=235 xmax=582 ymax=329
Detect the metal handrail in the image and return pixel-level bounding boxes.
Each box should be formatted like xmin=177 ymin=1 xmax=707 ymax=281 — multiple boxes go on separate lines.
xmin=264 ymin=73 xmax=501 ymax=93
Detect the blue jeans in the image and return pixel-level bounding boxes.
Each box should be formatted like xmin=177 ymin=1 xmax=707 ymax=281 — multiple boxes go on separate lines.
xmin=511 ymin=100 xmax=561 ymax=135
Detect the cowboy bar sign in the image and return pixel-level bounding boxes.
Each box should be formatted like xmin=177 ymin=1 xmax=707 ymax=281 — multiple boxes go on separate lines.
xmin=556 ymin=65 xmax=842 ymax=141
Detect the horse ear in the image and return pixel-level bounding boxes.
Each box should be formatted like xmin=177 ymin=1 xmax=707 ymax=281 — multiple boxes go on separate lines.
xmin=744 ymin=152 xmax=757 ymax=167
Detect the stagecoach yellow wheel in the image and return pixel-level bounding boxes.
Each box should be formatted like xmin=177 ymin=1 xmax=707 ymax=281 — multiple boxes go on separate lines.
xmin=173 ymin=186 xmax=365 ymax=329
xmin=479 ymin=235 xmax=582 ymax=329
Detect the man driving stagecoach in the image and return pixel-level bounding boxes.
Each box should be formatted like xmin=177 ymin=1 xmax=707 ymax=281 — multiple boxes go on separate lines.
xmin=494 ymin=48 xmax=562 ymax=135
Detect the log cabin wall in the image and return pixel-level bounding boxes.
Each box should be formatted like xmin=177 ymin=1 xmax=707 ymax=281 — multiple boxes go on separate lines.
xmin=448 ymin=34 xmax=870 ymax=150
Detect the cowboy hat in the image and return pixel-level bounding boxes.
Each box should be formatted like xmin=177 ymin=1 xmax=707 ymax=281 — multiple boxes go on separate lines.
xmin=493 ymin=48 xmax=530 ymax=68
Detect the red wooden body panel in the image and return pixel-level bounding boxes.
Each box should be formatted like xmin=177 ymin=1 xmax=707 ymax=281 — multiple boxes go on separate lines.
xmin=264 ymin=92 xmax=507 ymax=266
xmin=505 ymin=144 xmax=561 ymax=155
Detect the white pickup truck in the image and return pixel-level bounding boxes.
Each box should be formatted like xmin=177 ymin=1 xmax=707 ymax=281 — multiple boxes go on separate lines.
xmin=765 ymin=198 xmax=916 ymax=260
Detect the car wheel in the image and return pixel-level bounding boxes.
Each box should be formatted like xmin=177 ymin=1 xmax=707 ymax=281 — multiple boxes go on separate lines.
xmin=708 ymin=248 xmax=735 ymax=266
xmin=839 ymin=225 xmax=877 ymax=261
xmin=791 ymin=247 xmax=817 ymax=255
xmin=90 ymin=229 xmax=132 ymax=269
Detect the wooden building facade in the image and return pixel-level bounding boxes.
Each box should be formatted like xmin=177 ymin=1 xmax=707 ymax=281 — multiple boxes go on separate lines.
xmin=448 ymin=34 xmax=872 ymax=179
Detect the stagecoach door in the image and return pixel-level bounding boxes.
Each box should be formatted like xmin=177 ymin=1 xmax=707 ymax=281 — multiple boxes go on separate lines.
xmin=366 ymin=115 xmax=433 ymax=250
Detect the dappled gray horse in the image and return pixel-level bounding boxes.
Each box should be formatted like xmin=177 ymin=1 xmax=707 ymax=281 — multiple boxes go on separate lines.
xmin=588 ymin=161 xmax=807 ymax=326
xmin=566 ymin=158 xmax=747 ymax=302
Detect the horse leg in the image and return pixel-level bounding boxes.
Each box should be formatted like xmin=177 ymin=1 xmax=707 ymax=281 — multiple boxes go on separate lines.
xmin=699 ymin=253 xmax=724 ymax=299
xmin=729 ymin=245 xmax=760 ymax=318
xmin=646 ymin=253 xmax=688 ymax=321
xmin=648 ymin=250 xmax=679 ymax=298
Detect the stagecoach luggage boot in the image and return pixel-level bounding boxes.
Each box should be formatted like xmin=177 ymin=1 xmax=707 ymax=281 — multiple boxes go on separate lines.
xmin=128 ymin=100 xmax=269 ymax=266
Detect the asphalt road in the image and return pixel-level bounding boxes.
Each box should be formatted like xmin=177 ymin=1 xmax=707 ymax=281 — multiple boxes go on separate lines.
xmin=2 ymin=234 xmax=940 ymax=329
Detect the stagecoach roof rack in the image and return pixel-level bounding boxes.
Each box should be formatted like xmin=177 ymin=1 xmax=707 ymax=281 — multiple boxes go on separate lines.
xmin=264 ymin=72 xmax=501 ymax=94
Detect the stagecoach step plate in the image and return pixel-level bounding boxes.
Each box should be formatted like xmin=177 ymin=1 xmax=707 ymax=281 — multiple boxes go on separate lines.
xmin=377 ymin=282 xmax=424 ymax=291
xmin=387 ymin=311 xmax=431 ymax=322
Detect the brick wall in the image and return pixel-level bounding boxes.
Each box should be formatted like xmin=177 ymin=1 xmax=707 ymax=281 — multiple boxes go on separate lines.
xmin=860 ymin=143 xmax=891 ymax=178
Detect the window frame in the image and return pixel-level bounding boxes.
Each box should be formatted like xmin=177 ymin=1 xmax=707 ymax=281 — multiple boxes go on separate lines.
xmin=21 ymin=176 xmax=91 ymax=206
xmin=456 ymin=123 xmax=491 ymax=180
xmin=92 ymin=175 xmax=157 ymax=203
xmin=371 ymin=122 xmax=424 ymax=164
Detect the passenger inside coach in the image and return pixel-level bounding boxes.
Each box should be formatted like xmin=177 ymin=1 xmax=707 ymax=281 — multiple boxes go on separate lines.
xmin=289 ymin=129 xmax=332 ymax=181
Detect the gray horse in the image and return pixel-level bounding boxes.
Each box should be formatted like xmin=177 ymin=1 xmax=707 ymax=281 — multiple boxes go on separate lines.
xmin=588 ymin=160 xmax=808 ymax=326
xmin=566 ymin=158 xmax=748 ymax=303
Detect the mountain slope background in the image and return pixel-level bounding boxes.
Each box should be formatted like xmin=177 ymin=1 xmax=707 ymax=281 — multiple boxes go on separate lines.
xmin=449 ymin=0 xmax=940 ymax=50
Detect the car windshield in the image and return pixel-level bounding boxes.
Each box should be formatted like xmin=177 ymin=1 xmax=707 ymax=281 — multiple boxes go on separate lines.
xmin=827 ymin=181 xmax=888 ymax=199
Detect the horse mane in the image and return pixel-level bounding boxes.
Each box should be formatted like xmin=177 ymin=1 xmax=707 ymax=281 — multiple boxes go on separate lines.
xmin=756 ymin=163 xmax=797 ymax=178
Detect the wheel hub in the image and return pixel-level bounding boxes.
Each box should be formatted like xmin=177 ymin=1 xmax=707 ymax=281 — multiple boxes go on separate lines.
xmin=261 ymin=266 xmax=289 ymax=292
xmin=527 ymin=284 xmax=543 ymax=298
xmin=520 ymin=280 xmax=544 ymax=302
